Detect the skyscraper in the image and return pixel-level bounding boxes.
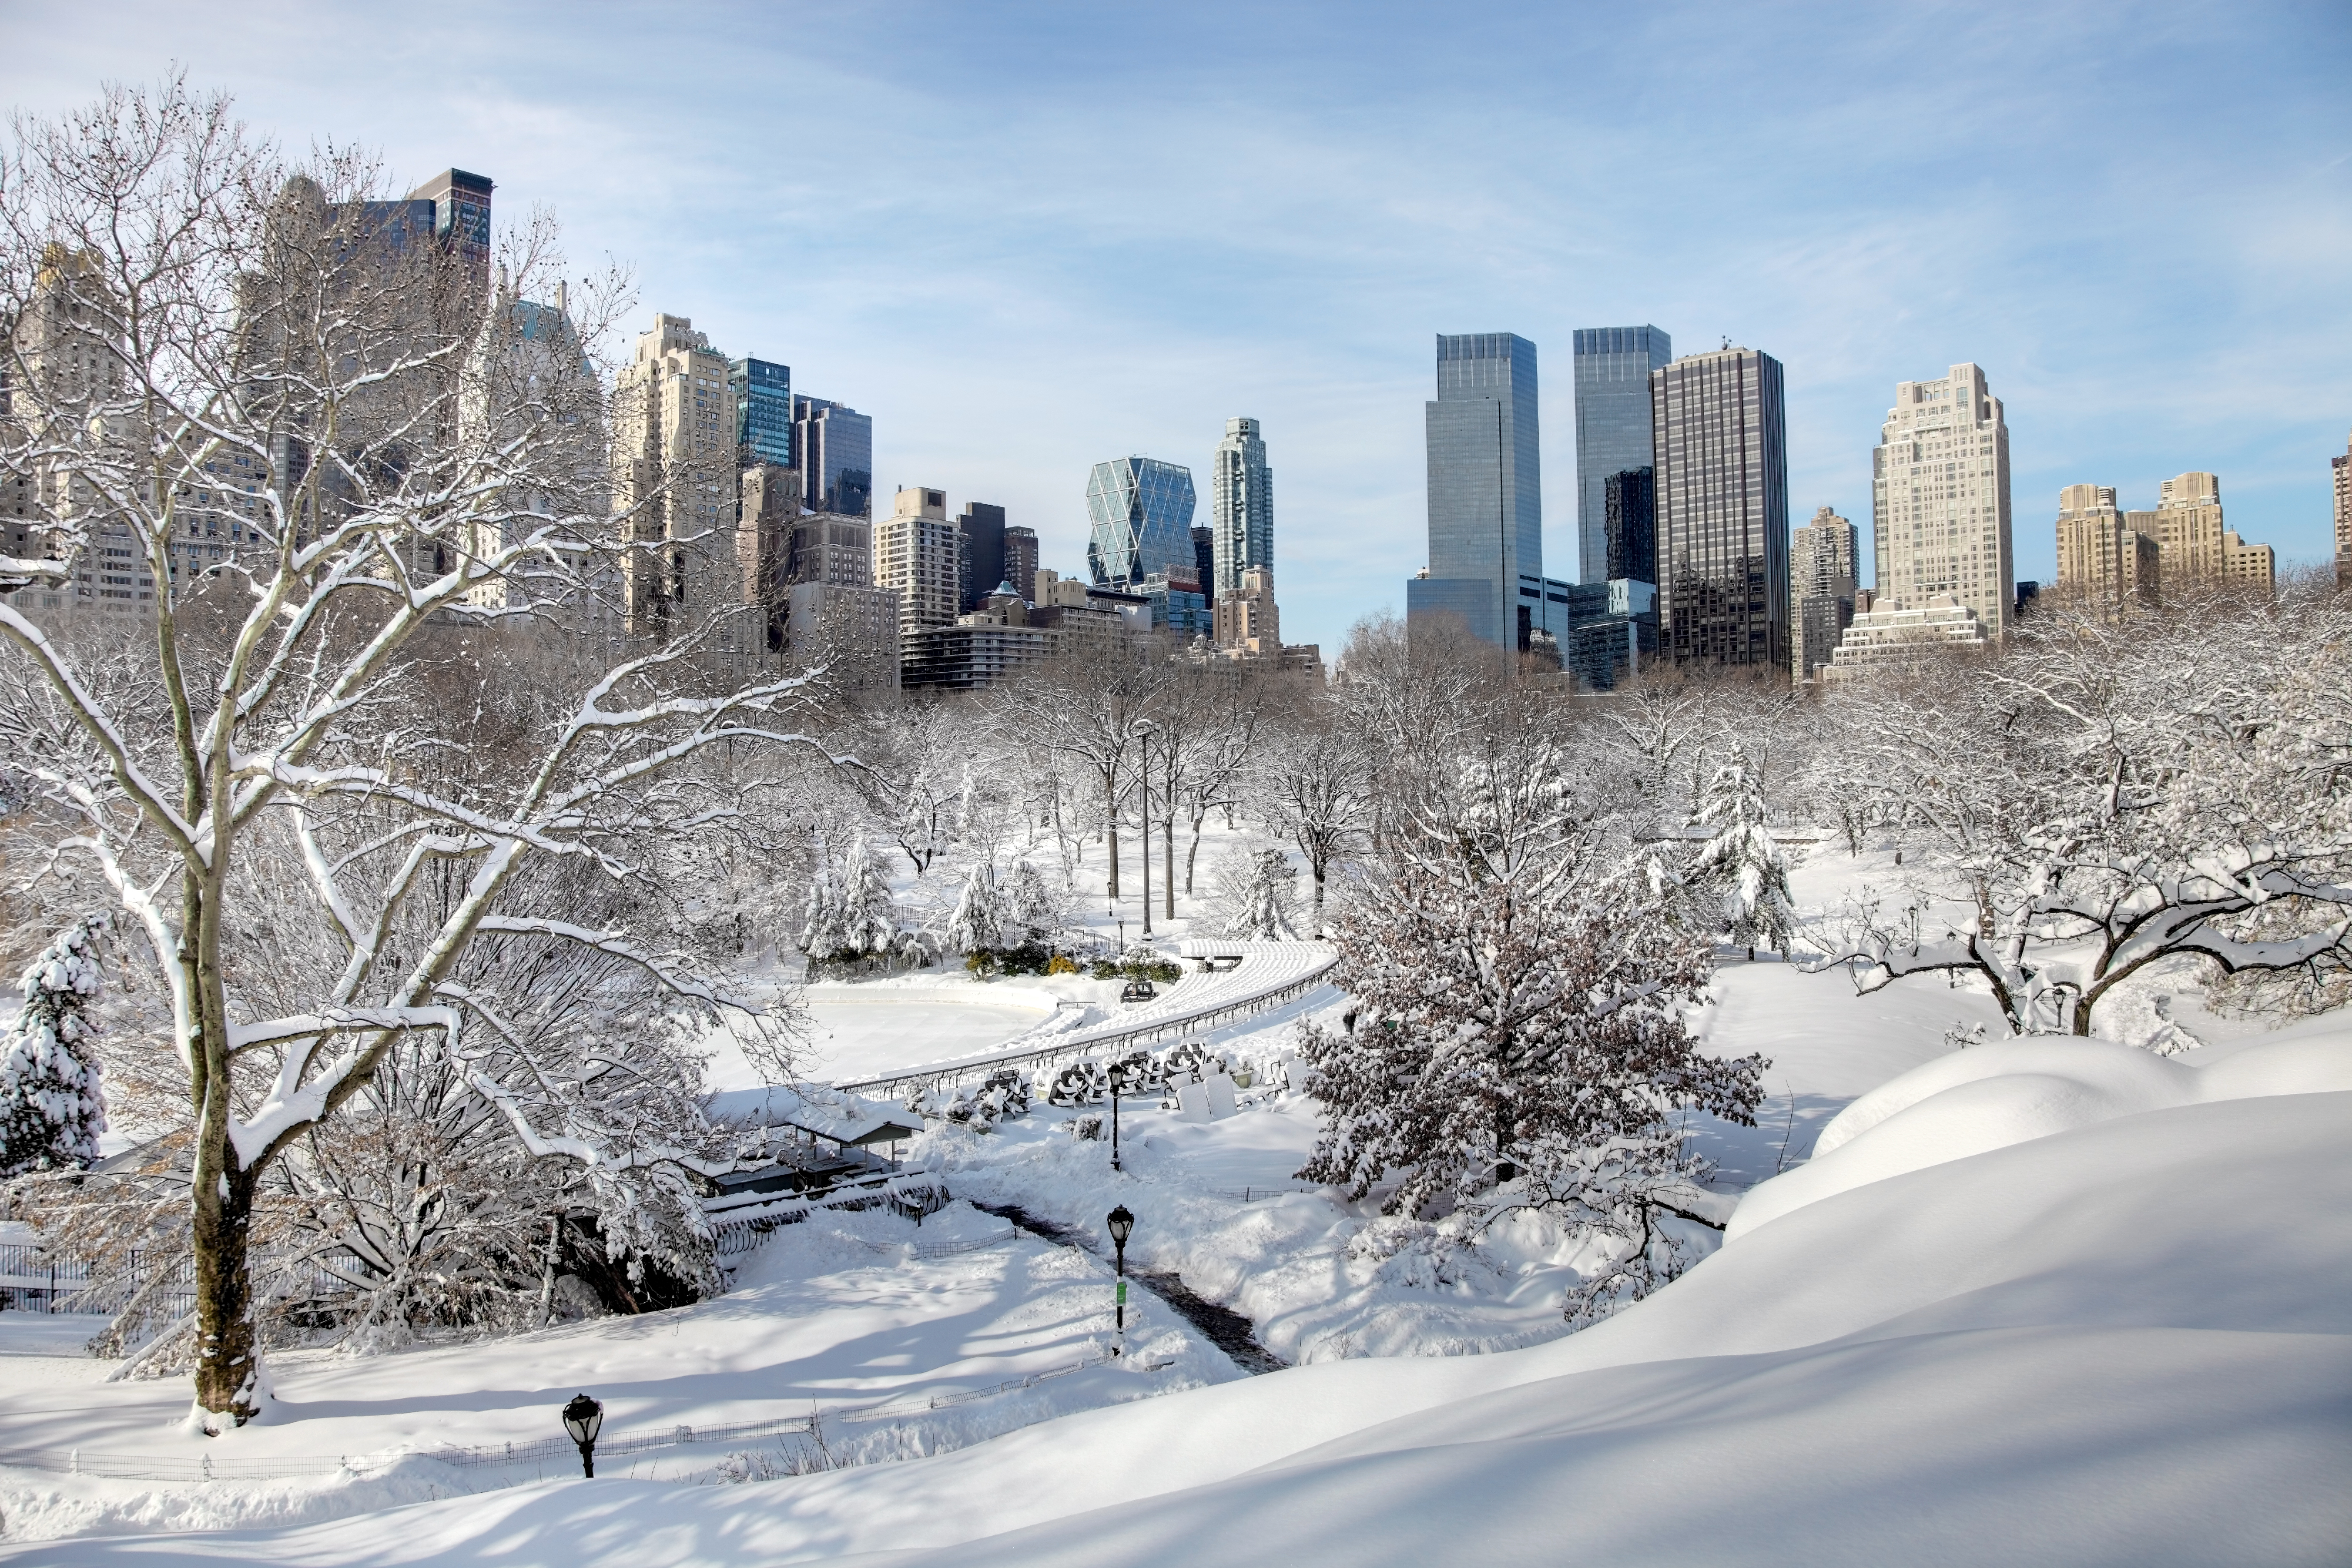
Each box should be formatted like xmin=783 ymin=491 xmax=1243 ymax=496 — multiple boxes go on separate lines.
xmin=1210 ymin=416 xmax=1273 ymax=595
xmin=612 ymin=313 xmax=735 ymax=640
xmin=794 ymin=396 xmax=873 ymax=517
xmin=876 ymin=486 xmax=961 ymax=635
xmin=1604 ymin=467 xmax=1655 ymax=585
xmin=2129 ymin=472 xmax=2273 ymax=592
xmin=1408 ymin=332 xmax=1543 ymax=650
xmin=1573 ymin=326 xmax=1671 ymax=584
xmin=1872 ymin=364 xmax=2013 ymax=639
xmin=730 ymin=357 xmax=793 ymax=468
xmin=1002 ymin=525 xmax=1039 ymax=603
xmin=1191 ymin=525 xmax=1216 ymax=594
xmin=2056 ymin=484 xmax=2159 ymax=610
xmin=2334 ymin=430 xmax=2352 ymax=583
xmin=1651 ymin=345 xmax=1788 ymax=672
xmin=1791 ymin=507 xmax=1858 ymax=682
xmin=957 ymin=501 xmax=1007 ymax=611
xmin=404 ymin=169 xmax=494 ymax=299
xmin=1085 ymin=457 xmax=1196 ymax=588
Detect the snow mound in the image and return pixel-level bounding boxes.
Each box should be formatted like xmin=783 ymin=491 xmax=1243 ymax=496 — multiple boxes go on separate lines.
xmin=1729 ymin=1028 xmax=2352 ymax=1240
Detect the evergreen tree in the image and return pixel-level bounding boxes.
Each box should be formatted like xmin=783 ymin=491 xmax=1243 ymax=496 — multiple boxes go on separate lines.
xmin=1002 ymin=860 xmax=1059 ymax=949
xmin=1221 ymin=849 xmax=1301 ymax=940
xmin=943 ymin=864 xmax=1006 ymax=955
xmin=842 ymin=832 xmax=903 ymax=955
xmin=0 ymin=916 xmax=108 ymax=1178
xmin=1687 ymin=753 xmax=1797 ymax=960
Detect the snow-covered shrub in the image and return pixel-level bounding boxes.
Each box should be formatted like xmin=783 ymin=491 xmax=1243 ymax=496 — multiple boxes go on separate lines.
xmin=0 ymin=915 xmax=108 ymax=1178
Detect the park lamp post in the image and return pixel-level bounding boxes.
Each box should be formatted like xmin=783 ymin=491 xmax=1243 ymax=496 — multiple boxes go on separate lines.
xmin=1106 ymin=1204 xmax=1135 ymax=1352
xmin=561 ymin=1393 xmax=604 ymax=1478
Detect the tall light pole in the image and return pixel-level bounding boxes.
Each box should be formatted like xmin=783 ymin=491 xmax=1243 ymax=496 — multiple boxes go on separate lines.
xmin=1137 ymin=724 xmax=1153 ymax=938
xmin=1105 ymin=1205 xmax=1135 ymax=1352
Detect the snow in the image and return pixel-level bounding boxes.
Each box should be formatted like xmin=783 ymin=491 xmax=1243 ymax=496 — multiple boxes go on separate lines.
xmin=11 ymin=830 xmax=2345 ymax=1563
xmin=16 ymin=1037 xmax=2346 ymax=1564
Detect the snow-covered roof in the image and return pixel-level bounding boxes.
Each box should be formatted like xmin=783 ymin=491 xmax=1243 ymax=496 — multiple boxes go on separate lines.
xmin=705 ymin=1083 xmax=922 ymax=1147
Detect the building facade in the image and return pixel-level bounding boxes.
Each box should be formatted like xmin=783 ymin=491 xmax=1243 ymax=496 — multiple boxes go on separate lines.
xmin=1791 ymin=506 xmax=1859 ymax=682
xmin=1573 ymin=326 xmax=1671 ymax=584
xmin=1409 ymin=332 xmax=1543 ymax=650
xmin=2130 ymin=472 xmax=2274 ymax=593
xmin=1819 ymin=598 xmax=1988 ymax=683
xmin=1604 ymin=465 xmax=1655 ymax=585
xmin=785 ymin=580 xmax=900 ymax=696
xmin=875 ymin=486 xmax=961 ymax=636
xmin=730 ymin=357 xmax=793 ymax=469
xmin=1216 ymin=564 xmax=1281 ymax=656
xmin=1871 ymin=364 xmax=2013 ymax=640
xmin=611 ymin=313 xmax=735 ymax=641
xmin=1085 ymin=456 xmax=1196 ymax=588
xmin=1651 ymin=345 xmax=1788 ymax=672
xmin=2055 ymin=484 xmax=2160 ymax=609
xmin=794 ymin=395 xmax=872 ymax=517
xmin=2335 ymin=430 xmax=2352 ymax=581
xmin=1210 ymin=415 xmax=1273 ymax=595
xmin=956 ymin=501 xmax=1007 ymax=612
xmin=1002 ymin=524 xmax=1039 ymax=603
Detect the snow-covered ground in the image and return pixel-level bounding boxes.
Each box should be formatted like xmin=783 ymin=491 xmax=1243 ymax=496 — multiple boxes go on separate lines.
xmin=8 ymin=831 xmax=2346 ymax=1561
xmin=15 ymin=1019 xmax=2347 ymax=1564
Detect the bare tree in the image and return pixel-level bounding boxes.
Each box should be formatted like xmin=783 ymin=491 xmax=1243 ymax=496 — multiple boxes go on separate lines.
xmin=0 ymin=83 xmax=843 ymax=1422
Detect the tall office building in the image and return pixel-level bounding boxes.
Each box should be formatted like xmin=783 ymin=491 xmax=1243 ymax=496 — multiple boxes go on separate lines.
xmin=1573 ymin=326 xmax=1671 ymax=584
xmin=1408 ymin=332 xmax=1543 ymax=650
xmin=1191 ymin=525 xmax=1216 ymax=593
xmin=2055 ymin=484 xmax=2159 ymax=609
xmin=404 ymin=169 xmax=494 ymax=299
xmin=1791 ymin=507 xmax=1859 ymax=682
xmin=612 ymin=314 xmax=735 ymax=640
xmin=794 ymin=396 xmax=873 ymax=517
xmin=2335 ymin=430 xmax=2352 ymax=582
xmin=1871 ymin=365 xmax=2013 ymax=640
xmin=875 ymin=486 xmax=961 ymax=635
xmin=1604 ymin=467 xmax=1655 ymax=585
xmin=1002 ymin=525 xmax=1039 ymax=602
xmin=1085 ymin=457 xmax=1196 ymax=588
xmin=956 ymin=501 xmax=1007 ymax=612
xmin=1210 ymin=416 xmax=1273 ymax=595
xmin=730 ymin=357 xmax=793 ymax=468
xmin=1652 ymin=345 xmax=1788 ymax=672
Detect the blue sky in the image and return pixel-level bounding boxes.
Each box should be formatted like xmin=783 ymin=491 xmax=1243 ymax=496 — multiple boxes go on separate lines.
xmin=5 ymin=0 xmax=2347 ymax=654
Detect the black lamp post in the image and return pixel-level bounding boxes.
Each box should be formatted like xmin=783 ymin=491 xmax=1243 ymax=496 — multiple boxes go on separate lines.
xmin=1105 ymin=1204 xmax=1135 ymax=1351
xmin=1110 ymin=1067 xmax=1122 ymax=1171
xmin=561 ymin=1392 xmax=604 ymax=1478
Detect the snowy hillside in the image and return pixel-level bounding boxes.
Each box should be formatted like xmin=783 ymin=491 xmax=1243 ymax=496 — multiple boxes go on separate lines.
xmin=15 ymin=1022 xmax=2347 ymax=1566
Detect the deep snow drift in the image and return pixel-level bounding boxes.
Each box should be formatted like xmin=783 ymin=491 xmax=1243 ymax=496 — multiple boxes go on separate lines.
xmin=17 ymin=1028 xmax=2347 ymax=1566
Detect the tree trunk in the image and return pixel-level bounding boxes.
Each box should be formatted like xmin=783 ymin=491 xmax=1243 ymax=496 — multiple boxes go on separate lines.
xmin=1104 ymin=765 xmax=1120 ymax=901
xmin=1164 ymin=757 xmax=1176 ymax=922
xmin=190 ymin=1158 xmax=261 ymax=1422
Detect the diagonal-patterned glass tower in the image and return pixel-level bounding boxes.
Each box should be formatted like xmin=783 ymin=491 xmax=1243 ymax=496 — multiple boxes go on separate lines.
xmin=1086 ymin=457 xmax=1197 ymax=587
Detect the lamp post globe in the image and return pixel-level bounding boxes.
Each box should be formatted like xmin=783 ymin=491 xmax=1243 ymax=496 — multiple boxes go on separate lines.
xmin=561 ymin=1392 xmax=604 ymax=1478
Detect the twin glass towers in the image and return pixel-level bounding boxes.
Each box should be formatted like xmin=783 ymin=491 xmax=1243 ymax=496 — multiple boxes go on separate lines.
xmin=1409 ymin=325 xmax=1792 ymax=675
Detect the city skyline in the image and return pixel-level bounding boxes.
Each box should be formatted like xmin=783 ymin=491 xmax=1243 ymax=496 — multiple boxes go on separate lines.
xmin=5 ymin=3 xmax=2340 ymax=657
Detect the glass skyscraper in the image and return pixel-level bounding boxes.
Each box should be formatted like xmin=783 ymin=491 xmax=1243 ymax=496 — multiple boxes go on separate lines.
xmin=1086 ymin=457 xmax=1196 ymax=587
xmin=1408 ymin=332 xmax=1542 ymax=649
xmin=730 ymin=357 xmax=793 ymax=469
xmin=1652 ymin=345 xmax=1789 ymax=672
xmin=1573 ymin=326 xmax=1671 ymax=584
xmin=1211 ymin=416 xmax=1272 ymax=595
xmin=794 ymin=395 xmax=873 ymax=517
